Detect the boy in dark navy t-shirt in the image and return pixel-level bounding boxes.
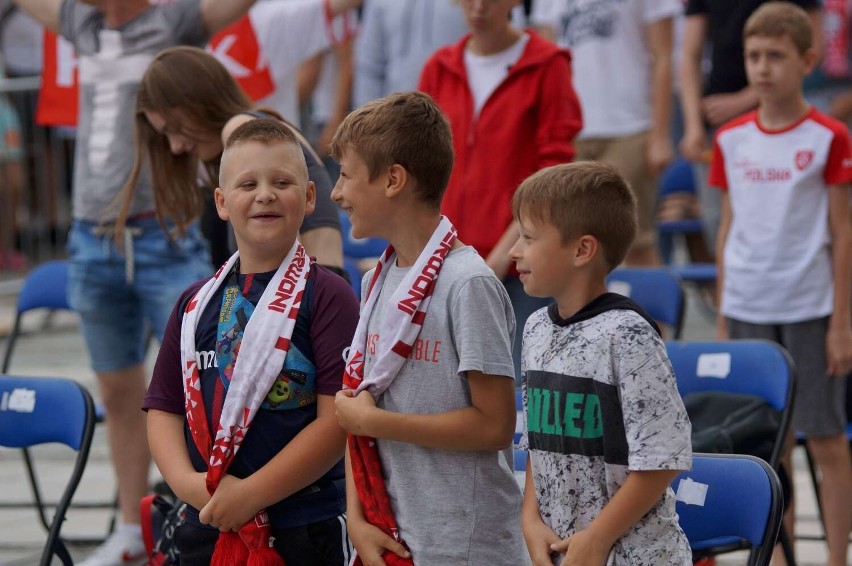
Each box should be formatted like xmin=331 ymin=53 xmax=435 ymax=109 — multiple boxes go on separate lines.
xmin=143 ymin=119 xmax=358 ymax=565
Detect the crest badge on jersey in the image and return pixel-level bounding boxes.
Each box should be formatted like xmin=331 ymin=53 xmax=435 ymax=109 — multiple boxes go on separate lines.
xmin=795 ymin=150 xmax=814 ymax=171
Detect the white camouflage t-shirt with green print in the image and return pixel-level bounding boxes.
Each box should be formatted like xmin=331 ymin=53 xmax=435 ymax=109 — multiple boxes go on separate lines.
xmin=519 ymin=293 xmax=692 ymax=566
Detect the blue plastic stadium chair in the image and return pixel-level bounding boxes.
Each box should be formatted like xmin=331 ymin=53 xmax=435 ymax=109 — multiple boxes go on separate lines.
xmin=0 ymin=375 xmax=95 ymax=566
xmin=666 ymin=340 xmax=796 ymax=565
xmin=669 ymin=262 xmax=717 ymax=284
xmin=0 ymin=260 xmax=114 ymax=537
xmin=1 ymin=260 xmax=71 ymax=374
xmin=343 ymin=258 xmax=363 ymax=300
xmin=514 ymin=389 xmax=528 ymax=477
xmin=674 ymin=454 xmax=783 ymax=566
xmin=338 ymin=210 xmax=388 ymax=260
xmin=606 ymin=267 xmax=685 ymax=338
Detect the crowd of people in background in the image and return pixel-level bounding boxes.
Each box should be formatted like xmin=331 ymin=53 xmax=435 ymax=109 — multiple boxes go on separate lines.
xmin=0 ymin=0 xmax=850 ymax=565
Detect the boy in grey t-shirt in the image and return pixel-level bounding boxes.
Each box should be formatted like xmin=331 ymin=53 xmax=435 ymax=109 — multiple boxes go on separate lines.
xmin=510 ymin=162 xmax=692 ymax=566
xmin=331 ymin=92 xmax=527 ymax=565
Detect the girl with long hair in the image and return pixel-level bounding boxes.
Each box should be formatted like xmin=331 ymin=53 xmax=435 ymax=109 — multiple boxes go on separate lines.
xmin=118 ymin=46 xmax=344 ymax=271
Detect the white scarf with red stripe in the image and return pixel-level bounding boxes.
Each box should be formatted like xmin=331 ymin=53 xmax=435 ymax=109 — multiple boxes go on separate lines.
xmin=181 ymin=242 xmax=310 ymax=480
xmin=345 ymin=216 xmax=457 ymax=396
xmin=180 ymin=243 xmax=310 ymax=566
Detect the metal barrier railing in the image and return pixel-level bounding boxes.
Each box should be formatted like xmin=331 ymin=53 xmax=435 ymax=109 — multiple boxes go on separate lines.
xmin=0 ymin=76 xmax=73 ymax=271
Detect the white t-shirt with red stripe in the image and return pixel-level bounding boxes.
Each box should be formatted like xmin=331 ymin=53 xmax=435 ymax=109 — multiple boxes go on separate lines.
xmin=709 ymin=107 xmax=852 ymax=324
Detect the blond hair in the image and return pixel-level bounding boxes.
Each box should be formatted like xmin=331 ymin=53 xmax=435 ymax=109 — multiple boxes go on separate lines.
xmin=220 ymin=119 xmax=306 ymax=186
xmin=512 ymin=162 xmax=637 ymax=270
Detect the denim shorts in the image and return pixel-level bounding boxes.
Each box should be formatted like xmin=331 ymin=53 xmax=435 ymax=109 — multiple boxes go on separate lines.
xmin=67 ymin=217 xmax=213 ymax=373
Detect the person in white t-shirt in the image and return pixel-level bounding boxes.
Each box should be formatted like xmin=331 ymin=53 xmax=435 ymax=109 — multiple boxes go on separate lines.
xmin=533 ymin=0 xmax=681 ymax=266
xmin=710 ymin=5 xmax=852 ymax=565
xmin=239 ymin=0 xmax=352 ymax=128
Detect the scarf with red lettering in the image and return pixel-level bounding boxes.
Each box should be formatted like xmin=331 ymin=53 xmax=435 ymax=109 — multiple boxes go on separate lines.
xmin=823 ymin=0 xmax=850 ymax=78
xmin=343 ymin=216 xmax=457 ymax=566
xmin=181 ymin=242 xmax=311 ymax=566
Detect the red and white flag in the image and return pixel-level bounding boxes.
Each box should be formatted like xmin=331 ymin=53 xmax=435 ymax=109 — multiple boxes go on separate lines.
xmin=36 ymin=31 xmax=78 ymax=127
xmin=208 ymin=15 xmax=275 ymax=102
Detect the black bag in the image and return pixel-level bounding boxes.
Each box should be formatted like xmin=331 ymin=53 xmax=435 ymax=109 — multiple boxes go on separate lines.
xmin=684 ymin=391 xmax=781 ymax=463
xmin=140 ymin=493 xmax=187 ymax=566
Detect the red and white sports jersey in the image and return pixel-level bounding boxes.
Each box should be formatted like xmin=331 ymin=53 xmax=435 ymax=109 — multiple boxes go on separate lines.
xmin=709 ymin=108 xmax=852 ymax=324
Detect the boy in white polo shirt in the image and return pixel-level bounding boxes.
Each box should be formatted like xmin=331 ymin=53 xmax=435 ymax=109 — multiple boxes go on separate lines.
xmin=709 ymin=4 xmax=852 ymax=565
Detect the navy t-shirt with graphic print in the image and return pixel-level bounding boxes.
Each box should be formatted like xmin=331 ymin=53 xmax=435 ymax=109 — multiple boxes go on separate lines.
xmin=143 ymin=264 xmax=359 ymax=529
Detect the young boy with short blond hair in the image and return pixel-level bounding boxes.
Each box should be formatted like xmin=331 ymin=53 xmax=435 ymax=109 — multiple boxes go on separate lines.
xmin=512 ymin=162 xmax=692 ymax=566
xmin=331 ymin=91 xmax=528 ymax=565
xmin=710 ymin=4 xmax=852 ymax=565
xmin=144 ymin=119 xmax=358 ymax=565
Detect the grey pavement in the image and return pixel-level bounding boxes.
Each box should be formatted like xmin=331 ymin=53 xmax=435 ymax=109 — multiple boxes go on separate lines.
xmin=0 ymin=270 xmax=846 ymax=565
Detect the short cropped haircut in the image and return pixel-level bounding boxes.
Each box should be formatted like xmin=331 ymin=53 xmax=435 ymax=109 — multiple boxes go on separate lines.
xmin=744 ymin=1 xmax=813 ymax=54
xmin=512 ymin=162 xmax=637 ymax=270
xmin=221 ymin=119 xmax=305 ymax=185
xmin=330 ymin=91 xmax=454 ymax=207
xmin=225 ymin=117 xmax=300 ymax=150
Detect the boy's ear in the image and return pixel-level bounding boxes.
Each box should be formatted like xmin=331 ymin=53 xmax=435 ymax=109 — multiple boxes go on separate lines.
xmin=385 ymin=163 xmax=409 ymax=198
xmin=214 ymin=187 xmax=229 ymax=222
xmin=304 ymin=181 xmax=316 ymax=216
xmin=802 ymin=46 xmax=818 ymax=74
xmin=574 ymin=234 xmax=599 ymax=267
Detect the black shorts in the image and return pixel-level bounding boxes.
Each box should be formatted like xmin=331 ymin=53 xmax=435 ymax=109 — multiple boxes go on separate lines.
xmin=174 ymin=514 xmax=351 ymax=566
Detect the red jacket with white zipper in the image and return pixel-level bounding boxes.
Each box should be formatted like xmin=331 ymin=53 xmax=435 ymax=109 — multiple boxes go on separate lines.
xmin=418 ymin=30 xmax=583 ymax=261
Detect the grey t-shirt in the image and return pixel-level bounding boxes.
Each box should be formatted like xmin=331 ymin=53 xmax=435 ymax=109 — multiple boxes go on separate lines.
xmin=363 ymin=246 xmax=529 ymax=565
xmin=520 ymin=301 xmax=692 ymax=566
xmin=59 ymin=0 xmax=208 ymax=222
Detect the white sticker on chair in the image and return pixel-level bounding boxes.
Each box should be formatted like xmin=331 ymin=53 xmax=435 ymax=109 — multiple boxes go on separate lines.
xmin=607 ymin=281 xmax=632 ymax=297
xmin=0 ymin=388 xmax=36 ymax=413
xmin=696 ymin=352 xmax=731 ymax=379
xmin=676 ymin=477 xmax=709 ymax=506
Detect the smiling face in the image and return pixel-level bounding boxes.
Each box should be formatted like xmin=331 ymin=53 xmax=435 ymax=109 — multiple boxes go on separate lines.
xmin=215 ymin=140 xmax=315 ymax=261
xmin=143 ymin=110 xmax=223 ymax=161
xmin=744 ymin=34 xmax=815 ymax=106
xmin=509 ymin=213 xmax=578 ymax=300
xmin=331 ymin=149 xmax=392 ymax=240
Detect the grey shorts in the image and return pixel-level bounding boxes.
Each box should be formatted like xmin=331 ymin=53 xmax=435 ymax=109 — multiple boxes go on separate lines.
xmin=727 ymin=316 xmax=847 ymax=437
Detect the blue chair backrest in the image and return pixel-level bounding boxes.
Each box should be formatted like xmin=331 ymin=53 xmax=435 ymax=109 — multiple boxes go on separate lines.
xmin=17 ymin=260 xmax=71 ymax=314
xmin=665 ymin=340 xmax=793 ymax=413
xmin=606 ymin=268 xmax=685 ymax=337
xmin=0 ymin=376 xmax=93 ymax=451
xmin=659 ymin=157 xmax=696 ymax=197
xmin=674 ymin=454 xmax=782 ymax=563
xmin=514 ymin=389 xmax=527 ymax=473
xmin=338 ymin=211 xmax=388 ymax=259
xmin=343 ymin=258 xmax=363 ymax=300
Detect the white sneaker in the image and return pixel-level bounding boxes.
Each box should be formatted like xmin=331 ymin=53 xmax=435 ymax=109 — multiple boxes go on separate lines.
xmin=78 ymin=526 xmax=147 ymax=566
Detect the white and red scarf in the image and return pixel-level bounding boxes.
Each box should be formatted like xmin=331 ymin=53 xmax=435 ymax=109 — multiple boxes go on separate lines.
xmin=181 ymin=243 xmax=311 ymax=566
xmin=823 ymin=0 xmax=850 ymax=78
xmin=343 ymin=216 xmax=457 ymax=566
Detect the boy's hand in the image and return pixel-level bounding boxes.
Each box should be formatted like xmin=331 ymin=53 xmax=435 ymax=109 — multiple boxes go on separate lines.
xmin=522 ymin=513 xmax=562 ymax=566
xmin=199 ymin=475 xmax=261 ymax=532
xmin=826 ymin=324 xmax=852 ymax=377
xmin=551 ymin=529 xmax=611 ymax=566
xmin=348 ymin=515 xmax=411 ymax=566
xmin=335 ymin=389 xmax=378 ymax=436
